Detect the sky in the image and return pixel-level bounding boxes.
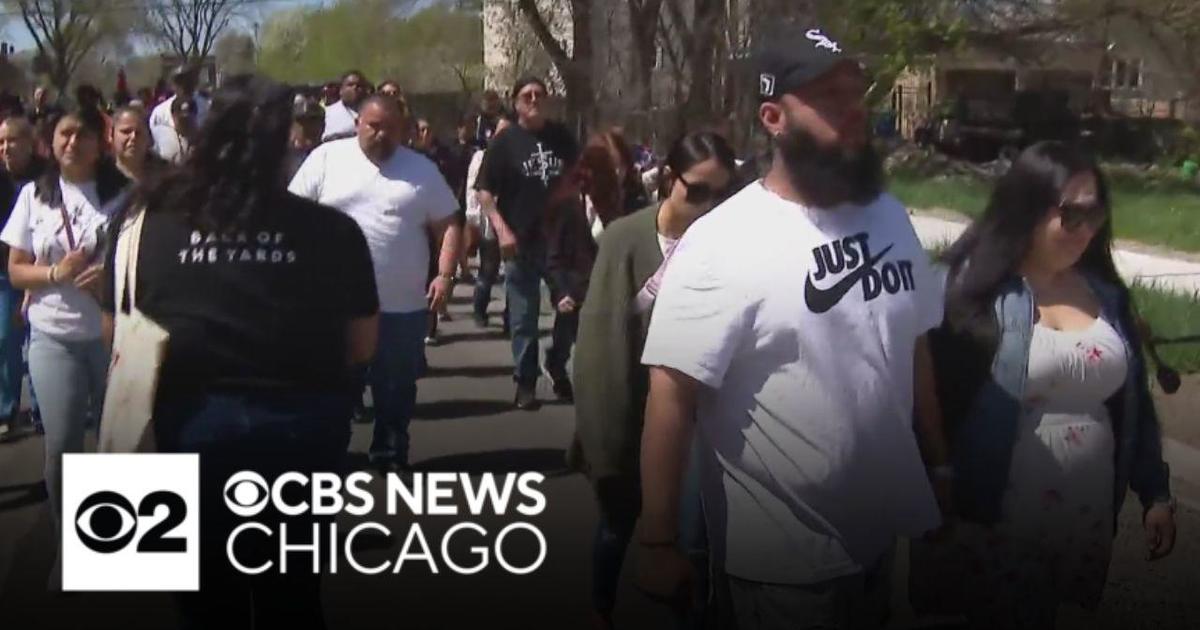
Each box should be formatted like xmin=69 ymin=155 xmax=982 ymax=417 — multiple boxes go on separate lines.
xmin=0 ymin=0 xmax=442 ymax=53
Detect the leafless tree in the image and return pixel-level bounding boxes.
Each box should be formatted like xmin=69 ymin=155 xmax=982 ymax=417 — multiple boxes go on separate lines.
xmin=626 ymin=0 xmax=665 ymax=110
xmin=14 ymin=0 xmax=109 ymax=94
xmin=516 ymin=0 xmax=594 ymax=129
xmin=145 ymin=0 xmax=246 ymax=62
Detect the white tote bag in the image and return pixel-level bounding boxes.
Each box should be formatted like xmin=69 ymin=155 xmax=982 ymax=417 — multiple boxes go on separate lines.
xmin=98 ymin=208 xmax=170 ymax=453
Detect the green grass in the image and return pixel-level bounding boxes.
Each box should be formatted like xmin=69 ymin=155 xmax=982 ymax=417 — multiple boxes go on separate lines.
xmin=891 ymin=170 xmax=1200 ymax=253
xmin=1131 ymin=284 xmax=1200 ymax=375
xmin=890 ymin=172 xmax=990 ymax=220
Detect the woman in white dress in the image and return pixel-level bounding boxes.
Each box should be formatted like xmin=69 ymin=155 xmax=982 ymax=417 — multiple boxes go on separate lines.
xmin=918 ymin=141 xmax=1177 ymax=628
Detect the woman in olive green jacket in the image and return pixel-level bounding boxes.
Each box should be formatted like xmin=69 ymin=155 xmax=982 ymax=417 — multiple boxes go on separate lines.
xmin=573 ymin=131 xmax=737 ymax=629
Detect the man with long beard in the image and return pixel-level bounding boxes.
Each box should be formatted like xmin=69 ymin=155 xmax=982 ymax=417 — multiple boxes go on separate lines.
xmin=634 ymin=28 xmax=951 ymax=629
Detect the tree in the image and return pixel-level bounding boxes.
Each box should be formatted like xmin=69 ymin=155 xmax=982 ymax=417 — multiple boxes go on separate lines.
xmin=516 ymin=0 xmax=594 ymax=129
xmin=256 ymin=0 xmax=482 ymax=98
xmin=1084 ymin=0 xmax=1200 ymax=99
xmin=214 ymin=32 xmax=257 ymax=78
xmin=13 ymin=0 xmax=110 ymax=94
xmin=483 ymin=0 xmax=553 ymax=91
xmin=815 ymin=1 xmax=963 ymax=105
xmin=256 ymin=7 xmax=306 ymax=78
xmin=398 ymin=7 xmax=484 ymax=98
xmin=626 ymin=0 xmax=664 ymax=110
xmin=144 ymin=0 xmax=247 ymax=62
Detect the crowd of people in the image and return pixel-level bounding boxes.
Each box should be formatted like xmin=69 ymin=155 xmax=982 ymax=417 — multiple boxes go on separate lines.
xmin=0 ymin=24 xmax=1184 ymax=630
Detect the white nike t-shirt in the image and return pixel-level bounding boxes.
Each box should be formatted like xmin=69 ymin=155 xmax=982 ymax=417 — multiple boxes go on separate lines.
xmin=641 ymin=181 xmax=943 ymax=585
xmin=288 ymin=138 xmax=459 ymax=313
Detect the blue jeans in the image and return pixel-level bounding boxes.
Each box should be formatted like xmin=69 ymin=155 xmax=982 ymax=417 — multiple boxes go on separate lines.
xmin=156 ymin=389 xmax=352 ymax=630
xmin=592 ymin=438 xmax=708 ymax=627
xmin=23 ymin=324 xmax=41 ymax=427
xmin=0 ymin=275 xmax=23 ymax=421
xmin=369 ymin=310 xmax=428 ymax=465
xmin=505 ymin=252 xmax=576 ymax=386
xmin=27 ymin=331 xmax=108 ymax=535
xmin=472 ymin=236 xmax=501 ymax=320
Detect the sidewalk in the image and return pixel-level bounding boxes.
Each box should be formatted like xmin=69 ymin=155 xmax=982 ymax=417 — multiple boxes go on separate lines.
xmin=910 ymin=210 xmax=1200 ymax=295
xmin=1164 ymin=438 xmax=1200 ymax=511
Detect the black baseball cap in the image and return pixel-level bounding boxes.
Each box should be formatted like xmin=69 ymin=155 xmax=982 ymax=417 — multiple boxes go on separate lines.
xmin=754 ymin=27 xmax=858 ymax=101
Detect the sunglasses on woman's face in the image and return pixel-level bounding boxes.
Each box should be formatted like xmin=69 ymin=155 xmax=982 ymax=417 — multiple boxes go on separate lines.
xmin=1057 ymin=200 xmax=1107 ymax=232
xmin=678 ymin=174 xmax=728 ymax=205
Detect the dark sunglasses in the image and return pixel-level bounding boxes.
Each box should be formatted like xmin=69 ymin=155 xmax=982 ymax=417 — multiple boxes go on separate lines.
xmin=1057 ymin=200 xmax=1107 ymax=231
xmin=678 ymin=174 xmax=729 ymax=205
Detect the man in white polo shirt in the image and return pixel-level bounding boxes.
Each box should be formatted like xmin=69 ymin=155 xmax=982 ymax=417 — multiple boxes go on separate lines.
xmin=635 ymin=27 xmax=950 ymax=629
xmin=290 ymin=95 xmax=461 ymax=471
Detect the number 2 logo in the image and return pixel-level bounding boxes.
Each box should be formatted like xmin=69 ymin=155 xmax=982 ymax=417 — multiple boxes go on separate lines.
xmin=74 ymin=490 xmax=189 ymax=554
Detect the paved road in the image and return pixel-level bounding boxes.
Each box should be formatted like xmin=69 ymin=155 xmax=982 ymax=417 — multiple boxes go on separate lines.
xmin=0 ymin=281 xmax=1197 ymax=629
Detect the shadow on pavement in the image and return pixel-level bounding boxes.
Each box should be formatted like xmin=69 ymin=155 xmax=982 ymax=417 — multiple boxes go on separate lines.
xmin=0 ymin=502 xmax=53 ymax=604
xmin=413 ymin=448 xmax=567 ymax=475
xmin=425 ymin=365 xmax=514 ymax=379
xmin=413 ymin=399 xmax=513 ymax=421
xmin=0 ymin=482 xmax=47 ymax=513
xmin=436 ymin=330 xmax=507 ymax=344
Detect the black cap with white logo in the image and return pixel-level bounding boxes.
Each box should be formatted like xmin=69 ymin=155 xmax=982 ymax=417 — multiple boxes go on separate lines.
xmin=754 ymin=27 xmax=856 ymax=101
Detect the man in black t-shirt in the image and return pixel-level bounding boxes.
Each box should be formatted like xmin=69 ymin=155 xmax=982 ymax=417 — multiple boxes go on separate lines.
xmin=475 ymin=76 xmax=579 ymax=410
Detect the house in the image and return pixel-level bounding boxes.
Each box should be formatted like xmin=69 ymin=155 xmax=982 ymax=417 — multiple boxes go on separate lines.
xmin=892 ymin=16 xmax=1199 ymax=142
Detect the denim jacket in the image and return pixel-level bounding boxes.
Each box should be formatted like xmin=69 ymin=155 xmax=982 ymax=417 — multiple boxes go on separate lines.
xmin=946 ymin=273 xmax=1172 ymax=525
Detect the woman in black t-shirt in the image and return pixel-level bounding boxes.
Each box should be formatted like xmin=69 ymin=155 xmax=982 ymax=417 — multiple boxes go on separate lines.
xmin=101 ymin=75 xmax=379 ymax=630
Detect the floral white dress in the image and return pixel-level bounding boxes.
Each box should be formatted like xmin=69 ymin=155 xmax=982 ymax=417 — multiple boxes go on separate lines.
xmin=912 ymin=316 xmax=1128 ymax=627
xmin=973 ymin=317 xmax=1127 ymax=622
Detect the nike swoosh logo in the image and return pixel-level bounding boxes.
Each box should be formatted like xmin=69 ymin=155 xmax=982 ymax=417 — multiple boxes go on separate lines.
xmin=804 ymin=244 xmax=894 ymax=314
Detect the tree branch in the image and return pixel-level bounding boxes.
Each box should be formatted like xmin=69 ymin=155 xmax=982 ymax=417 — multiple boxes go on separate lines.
xmin=516 ymin=0 xmax=570 ymax=67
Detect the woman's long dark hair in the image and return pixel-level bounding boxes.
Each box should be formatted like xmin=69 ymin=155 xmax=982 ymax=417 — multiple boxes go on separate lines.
xmin=136 ymin=74 xmax=294 ymax=233
xmin=592 ymin=130 xmax=643 ymax=208
xmin=656 ymin=130 xmax=738 ymax=199
xmin=942 ymin=141 xmax=1124 ymax=344
xmin=34 ymin=107 xmax=126 ymax=208
xmin=547 ymin=139 xmax=622 ymax=227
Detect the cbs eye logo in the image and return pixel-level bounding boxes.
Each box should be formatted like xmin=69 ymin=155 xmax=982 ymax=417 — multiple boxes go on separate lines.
xmin=74 ymin=490 xmax=188 ymax=554
xmin=62 ymin=453 xmax=200 ymax=592
xmin=224 ymin=471 xmax=270 ymax=517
